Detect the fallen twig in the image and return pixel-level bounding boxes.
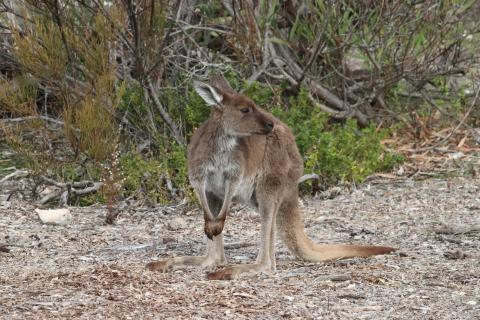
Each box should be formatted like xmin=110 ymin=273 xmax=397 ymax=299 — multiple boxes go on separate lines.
xmin=433 ymin=224 xmax=480 ymax=235
xmin=298 ymin=173 xmax=320 ymax=184
xmin=319 ymin=274 xmax=352 ymax=282
xmin=98 ymin=243 xmax=156 ymax=252
xmin=0 ymin=115 xmax=64 ymax=126
xmin=444 ymin=249 xmax=468 ymax=260
xmin=436 ymin=235 xmax=463 ymax=245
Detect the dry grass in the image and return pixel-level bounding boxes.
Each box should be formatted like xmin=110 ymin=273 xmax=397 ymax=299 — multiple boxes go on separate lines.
xmin=1 ymin=177 xmax=479 ymax=319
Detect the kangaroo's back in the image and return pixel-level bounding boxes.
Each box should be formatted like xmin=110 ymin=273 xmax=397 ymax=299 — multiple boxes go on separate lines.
xmin=261 ymin=120 xmax=303 ymax=184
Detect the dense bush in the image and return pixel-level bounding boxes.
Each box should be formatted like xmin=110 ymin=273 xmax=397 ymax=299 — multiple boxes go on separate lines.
xmin=252 ymin=84 xmax=403 ymax=187
xmin=1 ymin=0 xmax=477 ymax=212
xmin=114 ymin=80 xmax=403 ymax=204
xmin=120 ymin=144 xmax=189 ymax=205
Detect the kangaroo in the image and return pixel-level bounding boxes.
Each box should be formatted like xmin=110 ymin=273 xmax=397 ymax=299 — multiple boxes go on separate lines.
xmin=146 ymin=76 xmax=395 ymax=280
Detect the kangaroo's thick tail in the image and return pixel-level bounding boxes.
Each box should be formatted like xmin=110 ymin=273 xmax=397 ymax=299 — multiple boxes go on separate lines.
xmin=277 ymin=197 xmax=396 ymax=261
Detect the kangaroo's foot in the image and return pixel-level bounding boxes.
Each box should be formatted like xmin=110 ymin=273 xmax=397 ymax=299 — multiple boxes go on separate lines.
xmin=207 ymin=263 xmax=273 ymax=280
xmin=147 ymin=234 xmax=226 ymax=272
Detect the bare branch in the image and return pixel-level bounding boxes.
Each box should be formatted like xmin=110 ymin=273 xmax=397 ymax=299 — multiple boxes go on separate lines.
xmin=145 ymin=79 xmax=186 ymax=145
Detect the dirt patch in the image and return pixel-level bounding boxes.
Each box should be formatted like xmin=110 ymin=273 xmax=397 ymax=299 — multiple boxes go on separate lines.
xmin=1 ymin=177 xmax=479 ymax=319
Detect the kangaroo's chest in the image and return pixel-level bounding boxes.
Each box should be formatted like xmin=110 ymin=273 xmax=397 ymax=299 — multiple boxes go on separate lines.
xmin=201 ymin=140 xmax=255 ymax=205
xmin=204 ymin=151 xmax=239 ymax=196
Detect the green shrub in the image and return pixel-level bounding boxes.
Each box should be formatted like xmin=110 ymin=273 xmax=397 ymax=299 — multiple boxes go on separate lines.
xmin=265 ymin=87 xmax=403 ymax=187
xmin=116 ymin=79 xmax=402 ymax=203
xmin=120 ymin=142 xmax=191 ymax=204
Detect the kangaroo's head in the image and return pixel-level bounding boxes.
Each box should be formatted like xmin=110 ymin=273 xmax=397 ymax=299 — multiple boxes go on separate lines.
xmin=193 ymin=77 xmax=274 ymax=136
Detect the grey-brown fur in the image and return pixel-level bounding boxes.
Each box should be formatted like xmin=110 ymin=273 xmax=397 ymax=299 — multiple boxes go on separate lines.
xmin=146 ymin=77 xmax=395 ymax=279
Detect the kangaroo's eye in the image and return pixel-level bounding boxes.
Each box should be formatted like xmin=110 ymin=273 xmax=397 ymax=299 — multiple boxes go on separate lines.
xmin=240 ymin=107 xmax=250 ymax=114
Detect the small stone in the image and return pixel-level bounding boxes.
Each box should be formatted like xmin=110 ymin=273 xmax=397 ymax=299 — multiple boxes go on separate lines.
xmin=166 ymin=217 xmax=188 ymax=231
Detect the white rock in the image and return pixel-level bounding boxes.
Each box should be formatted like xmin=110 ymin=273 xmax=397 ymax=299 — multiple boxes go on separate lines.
xmin=35 ymin=208 xmax=72 ymax=225
xmin=449 ymin=152 xmax=464 ymax=160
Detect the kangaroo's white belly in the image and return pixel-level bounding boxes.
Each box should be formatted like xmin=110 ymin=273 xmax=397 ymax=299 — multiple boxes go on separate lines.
xmin=200 ymin=136 xmax=257 ymax=206
xmin=205 ymin=166 xmax=255 ymax=204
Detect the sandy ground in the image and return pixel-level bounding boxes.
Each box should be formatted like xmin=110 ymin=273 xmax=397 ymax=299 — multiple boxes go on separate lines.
xmin=1 ymin=177 xmax=479 ymax=319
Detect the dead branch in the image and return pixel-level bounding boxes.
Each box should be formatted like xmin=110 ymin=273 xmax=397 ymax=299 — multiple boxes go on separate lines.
xmin=97 ymin=243 xmax=155 ymax=252
xmin=266 ymin=32 xmax=369 ymax=126
xmin=245 ymin=29 xmax=273 ymax=85
xmin=40 ymin=176 xmax=66 ymax=188
xmin=38 ymin=188 xmax=62 ymax=205
xmin=72 ymin=182 xmax=103 ymax=196
xmin=0 ymin=170 xmax=29 ymax=184
xmin=38 ymin=177 xmax=103 ymax=204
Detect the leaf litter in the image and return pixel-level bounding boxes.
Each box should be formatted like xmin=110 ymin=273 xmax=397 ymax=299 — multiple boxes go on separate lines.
xmin=1 ymin=175 xmax=479 ymax=319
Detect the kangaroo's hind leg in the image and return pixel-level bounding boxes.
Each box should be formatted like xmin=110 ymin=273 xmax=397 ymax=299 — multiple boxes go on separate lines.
xmin=207 ymin=189 xmax=281 ymax=280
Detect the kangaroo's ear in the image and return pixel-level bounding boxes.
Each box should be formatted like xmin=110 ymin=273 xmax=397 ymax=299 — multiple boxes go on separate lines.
xmin=193 ymin=80 xmax=224 ymax=107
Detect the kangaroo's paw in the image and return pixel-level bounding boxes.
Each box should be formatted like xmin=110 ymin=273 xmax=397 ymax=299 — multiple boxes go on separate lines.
xmin=204 ymin=219 xmax=225 ymax=239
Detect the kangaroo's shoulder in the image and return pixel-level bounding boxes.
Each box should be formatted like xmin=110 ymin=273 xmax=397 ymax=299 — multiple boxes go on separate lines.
xmin=255 ymin=110 xmax=303 ymax=178
xmin=264 ymin=111 xmax=297 ymax=147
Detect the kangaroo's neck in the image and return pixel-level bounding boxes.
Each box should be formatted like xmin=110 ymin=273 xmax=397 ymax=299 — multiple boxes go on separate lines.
xmin=215 ymin=132 xmax=237 ymax=154
xmin=208 ymin=116 xmax=238 ymax=155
